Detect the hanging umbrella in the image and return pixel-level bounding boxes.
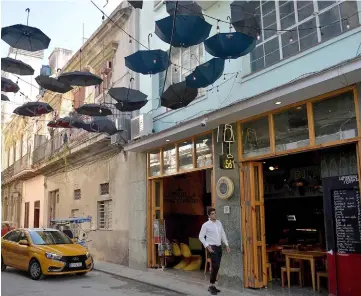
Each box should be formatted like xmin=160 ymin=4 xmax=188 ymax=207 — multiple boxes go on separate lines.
xmin=204 ymin=32 xmax=256 ymax=60
xmin=47 ymin=120 xmax=58 ymax=128
xmin=58 ymin=71 xmax=103 ymax=87
xmin=160 ymin=81 xmax=198 ymax=110
xmin=1 ymin=9 xmax=51 ymax=52
xmin=75 ymin=103 xmax=112 ymax=117
xmin=128 ymin=1 xmax=143 ymax=9
xmin=55 ymin=116 xmax=85 ymax=128
xmin=166 ymin=1 xmax=204 ymax=18
xmin=155 ymin=15 xmax=211 ymax=47
xmin=1 ymin=57 xmax=34 ymax=76
xmin=1 ymin=77 xmax=20 ymax=93
xmin=13 ymin=102 xmax=53 ymax=117
xmin=89 ymin=118 xmax=118 ymax=135
xmin=80 ymin=122 xmax=97 ymax=133
xmin=35 ymin=75 xmax=73 ymax=93
xmin=185 ymin=58 xmax=225 ymax=88
xmin=1 ymin=94 xmax=10 ymax=101
xmin=230 ymin=1 xmax=260 ymax=39
xmin=109 ymin=86 xmax=148 ymax=112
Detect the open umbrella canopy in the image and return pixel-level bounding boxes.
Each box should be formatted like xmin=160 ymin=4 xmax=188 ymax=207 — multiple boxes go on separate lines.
xmin=13 ymin=102 xmax=53 ymax=117
xmin=161 ymin=81 xmax=198 ymax=110
xmin=108 ymin=87 xmax=148 ymax=112
xmin=1 ymin=94 xmax=10 ymax=101
xmin=204 ymin=32 xmax=256 ymax=60
xmin=1 ymin=57 xmax=34 ymax=76
xmin=115 ymin=101 xmax=148 ymax=112
xmin=230 ymin=1 xmax=260 ymax=39
xmin=89 ymin=118 xmax=118 ymax=135
xmin=75 ymin=103 xmax=112 ymax=117
xmin=125 ymin=50 xmax=169 ymax=75
xmin=1 ymin=77 xmax=20 ymax=93
xmin=166 ymin=1 xmax=204 ymax=18
xmin=35 ymin=75 xmax=73 ymax=93
xmin=47 ymin=120 xmax=58 ymax=128
xmin=1 ymin=24 xmax=51 ymax=52
xmin=128 ymin=0 xmax=143 ymax=9
xmin=58 ymin=71 xmax=103 ymax=87
xmin=80 ymin=122 xmax=97 ymax=133
xmin=155 ymin=15 xmax=211 ymax=47
xmin=185 ymin=58 xmax=225 ymax=88
xmin=55 ymin=116 xmax=85 ymax=128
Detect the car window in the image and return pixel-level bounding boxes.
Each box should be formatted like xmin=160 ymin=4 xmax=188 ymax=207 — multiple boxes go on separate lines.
xmin=3 ymin=230 xmax=21 ymax=242
xmin=29 ymin=230 xmax=73 ymax=245
xmin=19 ymin=231 xmax=28 ymax=242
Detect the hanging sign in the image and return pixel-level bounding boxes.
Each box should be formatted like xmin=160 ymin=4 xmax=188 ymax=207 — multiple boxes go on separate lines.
xmin=217 ymin=124 xmax=235 ymax=170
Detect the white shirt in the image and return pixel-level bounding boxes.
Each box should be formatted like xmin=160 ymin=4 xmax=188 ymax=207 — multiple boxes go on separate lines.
xmin=199 ymin=219 xmax=229 ymax=248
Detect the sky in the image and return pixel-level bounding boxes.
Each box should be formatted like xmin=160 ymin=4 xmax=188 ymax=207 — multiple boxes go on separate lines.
xmin=1 ymin=0 xmax=122 ymax=61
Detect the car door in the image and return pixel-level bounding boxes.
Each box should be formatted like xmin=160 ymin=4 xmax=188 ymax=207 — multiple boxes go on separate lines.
xmin=2 ymin=230 xmax=21 ymax=267
xmin=16 ymin=231 xmax=31 ymax=270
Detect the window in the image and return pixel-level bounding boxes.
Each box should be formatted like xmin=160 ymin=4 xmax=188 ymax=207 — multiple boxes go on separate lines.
xmin=100 ymin=183 xmax=109 ymax=195
xmin=3 ymin=230 xmax=20 ymax=242
xmin=242 ymin=116 xmax=270 ymax=157
xmin=149 ymin=150 xmax=161 ymax=177
xmin=74 ymin=189 xmax=81 ymax=200
xmin=29 ymin=230 xmax=72 ymax=245
xmin=178 ymin=140 xmax=194 ymax=170
xmin=163 ymin=145 xmax=177 ymax=175
xmin=195 ymin=134 xmax=213 ymax=168
xmin=250 ymin=0 xmax=360 ymax=73
xmin=98 ymin=200 xmax=112 ymax=229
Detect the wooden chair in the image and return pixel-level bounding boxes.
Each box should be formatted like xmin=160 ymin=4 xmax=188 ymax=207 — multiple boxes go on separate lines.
xmin=281 ymin=267 xmax=303 ymax=288
xmin=317 ymin=271 xmax=328 ymax=293
xmin=266 ymin=262 xmax=272 ymax=282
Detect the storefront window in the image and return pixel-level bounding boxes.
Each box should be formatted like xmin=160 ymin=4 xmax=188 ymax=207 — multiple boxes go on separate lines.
xmin=163 ymin=145 xmax=177 ymax=175
xmin=149 ymin=150 xmax=161 ymax=177
xmin=274 ymin=105 xmax=309 ymax=151
xmin=242 ymin=116 xmax=270 ymax=158
xmin=195 ymin=134 xmax=213 ymax=168
xmin=178 ymin=140 xmax=193 ymax=170
xmin=313 ymin=91 xmax=357 ymax=144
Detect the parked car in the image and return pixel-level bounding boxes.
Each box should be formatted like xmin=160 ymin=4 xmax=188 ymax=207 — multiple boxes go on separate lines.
xmin=1 ymin=221 xmax=16 ymax=237
xmin=1 ymin=228 xmax=93 ymax=280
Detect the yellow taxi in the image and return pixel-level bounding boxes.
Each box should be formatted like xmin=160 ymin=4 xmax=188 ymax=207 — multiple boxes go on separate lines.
xmin=1 ymin=228 xmax=93 ymax=280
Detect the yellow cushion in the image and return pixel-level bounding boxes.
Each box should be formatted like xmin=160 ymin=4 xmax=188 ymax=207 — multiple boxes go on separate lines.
xmin=172 ymin=243 xmax=181 ymax=257
xmin=180 ymin=243 xmax=192 ymax=258
xmin=173 ymin=258 xmax=191 ymax=270
xmin=183 ymin=255 xmax=202 ymax=271
xmin=189 ymin=237 xmax=202 ymax=251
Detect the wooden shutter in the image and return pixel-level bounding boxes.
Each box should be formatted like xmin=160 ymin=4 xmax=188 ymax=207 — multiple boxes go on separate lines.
xmin=240 ymin=162 xmax=267 ymax=288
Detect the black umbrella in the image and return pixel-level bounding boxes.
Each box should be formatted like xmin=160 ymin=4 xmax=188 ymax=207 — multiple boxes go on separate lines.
xmin=166 ymin=1 xmax=204 ymax=18
xmin=1 ymin=77 xmax=20 ymax=93
xmin=13 ymin=102 xmax=53 ymax=117
xmin=109 ymin=86 xmax=148 ymax=112
xmin=58 ymin=71 xmax=103 ymax=87
xmin=75 ymin=104 xmax=112 ymax=117
xmin=90 ymin=118 xmax=118 ymax=135
xmin=1 ymin=57 xmax=34 ymax=75
xmin=35 ymin=75 xmax=73 ymax=93
xmin=128 ymin=1 xmax=143 ymax=9
xmin=160 ymin=81 xmax=198 ymax=110
xmin=80 ymin=122 xmax=97 ymax=133
xmin=1 ymin=9 xmax=51 ymax=52
xmin=55 ymin=116 xmax=85 ymax=128
xmin=185 ymin=58 xmax=225 ymax=88
xmin=1 ymin=94 xmax=10 ymax=101
xmin=230 ymin=1 xmax=260 ymax=39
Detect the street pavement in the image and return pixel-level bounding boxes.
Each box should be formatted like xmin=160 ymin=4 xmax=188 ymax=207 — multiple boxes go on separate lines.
xmin=1 ymin=268 xmax=184 ymax=296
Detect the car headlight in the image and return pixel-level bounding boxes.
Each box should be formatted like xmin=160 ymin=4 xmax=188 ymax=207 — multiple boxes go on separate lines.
xmin=45 ymin=252 xmax=62 ymax=261
xmin=86 ymin=252 xmax=90 ymax=259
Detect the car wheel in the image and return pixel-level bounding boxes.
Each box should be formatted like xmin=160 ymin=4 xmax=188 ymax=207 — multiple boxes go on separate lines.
xmin=28 ymin=259 xmax=43 ymax=280
xmin=1 ymin=256 xmax=6 ymax=271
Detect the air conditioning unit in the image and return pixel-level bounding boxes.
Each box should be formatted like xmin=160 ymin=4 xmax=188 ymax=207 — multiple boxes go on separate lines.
xmin=110 ymin=116 xmax=131 ymax=145
xmin=131 ymin=114 xmax=153 ymax=140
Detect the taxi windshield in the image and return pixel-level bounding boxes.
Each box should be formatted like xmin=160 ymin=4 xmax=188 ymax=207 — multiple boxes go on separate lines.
xmin=29 ymin=230 xmax=73 ymax=245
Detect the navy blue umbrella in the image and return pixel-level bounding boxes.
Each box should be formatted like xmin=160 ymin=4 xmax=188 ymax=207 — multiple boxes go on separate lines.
xmin=1 ymin=94 xmax=10 ymax=101
xmin=1 ymin=77 xmax=20 ymax=93
xmin=1 ymin=9 xmax=50 ymax=52
xmin=155 ymin=15 xmax=212 ymax=47
xmin=185 ymin=58 xmax=225 ymax=88
xmin=204 ymin=32 xmax=256 ymax=60
xmin=125 ymin=49 xmax=169 ymax=75
xmin=1 ymin=57 xmax=34 ymax=75
xmin=76 ymin=104 xmax=112 ymax=117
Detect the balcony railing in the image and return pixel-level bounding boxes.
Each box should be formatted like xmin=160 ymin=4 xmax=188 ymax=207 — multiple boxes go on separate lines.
xmin=1 ymin=164 xmax=14 ymax=182
xmin=13 ymin=154 xmax=31 ymax=175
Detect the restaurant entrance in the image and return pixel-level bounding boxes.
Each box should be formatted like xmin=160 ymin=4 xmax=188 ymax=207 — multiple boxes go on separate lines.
xmin=241 ymin=144 xmax=361 ymax=294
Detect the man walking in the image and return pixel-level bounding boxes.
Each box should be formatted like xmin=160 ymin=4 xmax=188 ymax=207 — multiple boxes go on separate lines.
xmin=199 ymin=208 xmax=230 ymax=295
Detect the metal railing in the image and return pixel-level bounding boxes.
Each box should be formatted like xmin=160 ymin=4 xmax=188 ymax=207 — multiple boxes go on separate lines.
xmin=1 ymin=164 xmax=14 ymax=181
xmin=13 ymin=154 xmax=31 ymax=175
xmin=32 ymin=133 xmax=64 ymax=165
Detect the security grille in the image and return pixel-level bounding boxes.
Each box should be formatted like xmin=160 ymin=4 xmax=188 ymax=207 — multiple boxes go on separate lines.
xmin=74 ymin=189 xmax=81 ymax=200
xmin=98 ymin=200 xmax=112 ymax=230
xmin=100 ymin=183 xmax=109 ymax=195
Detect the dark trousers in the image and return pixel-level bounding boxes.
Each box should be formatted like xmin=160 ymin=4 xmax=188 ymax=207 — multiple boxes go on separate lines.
xmin=209 ymin=245 xmax=222 ymax=284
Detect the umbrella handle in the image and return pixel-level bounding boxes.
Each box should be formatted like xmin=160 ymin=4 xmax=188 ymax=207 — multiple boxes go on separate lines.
xmin=25 ymin=8 xmax=30 ymax=26
xmin=148 ymin=33 xmax=153 ymax=49
xmin=227 ymin=16 xmax=232 ymax=32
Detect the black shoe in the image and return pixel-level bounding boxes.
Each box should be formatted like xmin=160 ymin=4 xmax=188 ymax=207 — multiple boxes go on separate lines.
xmin=208 ymin=286 xmax=217 ymax=295
xmin=215 ymin=287 xmax=221 ymax=293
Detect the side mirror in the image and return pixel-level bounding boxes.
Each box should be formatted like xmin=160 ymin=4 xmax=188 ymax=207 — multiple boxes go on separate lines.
xmin=19 ymin=240 xmax=29 ymax=246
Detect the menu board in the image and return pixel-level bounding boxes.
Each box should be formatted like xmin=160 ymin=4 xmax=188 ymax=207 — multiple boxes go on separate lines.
xmin=332 ymin=189 xmax=361 ymax=254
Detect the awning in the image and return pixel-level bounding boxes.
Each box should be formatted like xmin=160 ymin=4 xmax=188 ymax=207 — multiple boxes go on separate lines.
xmin=125 ymin=56 xmax=361 ymax=153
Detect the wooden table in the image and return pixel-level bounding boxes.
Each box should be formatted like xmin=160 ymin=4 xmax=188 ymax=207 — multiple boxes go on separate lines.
xmin=282 ymin=250 xmax=326 ymax=291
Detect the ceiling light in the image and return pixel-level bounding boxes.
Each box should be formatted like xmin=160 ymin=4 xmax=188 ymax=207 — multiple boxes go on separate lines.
xmin=166 ymin=139 xmax=170 ymax=142
xmin=296 ymin=106 xmax=302 ymax=110
xmin=275 ymin=101 xmax=281 ymax=105
xmin=269 ymin=166 xmax=275 ymax=171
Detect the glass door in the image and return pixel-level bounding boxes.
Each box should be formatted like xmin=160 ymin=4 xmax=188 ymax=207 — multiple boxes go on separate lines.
xmin=150 ymin=179 xmax=163 ymax=267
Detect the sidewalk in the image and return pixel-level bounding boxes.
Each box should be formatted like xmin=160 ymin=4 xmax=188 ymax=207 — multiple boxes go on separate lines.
xmin=94 ymin=260 xmax=249 ymax=296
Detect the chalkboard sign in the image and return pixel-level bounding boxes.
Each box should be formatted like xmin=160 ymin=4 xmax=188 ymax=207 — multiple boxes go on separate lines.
xmin=332 ymin=189 xmax=361 ymax=253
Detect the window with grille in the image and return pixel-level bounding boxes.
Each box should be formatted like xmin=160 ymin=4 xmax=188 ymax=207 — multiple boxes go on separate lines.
xmin=74 ymin=189 xmax=81 ymax=200
xmin=100 ymin=183 xmax=109 ymax=195
xmin=250 ymin=0 xmax=360 ymax=73
xmin=159 ymin=44 xmax=205 ymax=110
xmin=98 ymin=200 xmax=112 ymax=229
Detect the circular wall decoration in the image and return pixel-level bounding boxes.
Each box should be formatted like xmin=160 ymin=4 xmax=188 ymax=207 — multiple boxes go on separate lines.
xmin=216 ymin=176 xmax=234 ymax=200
